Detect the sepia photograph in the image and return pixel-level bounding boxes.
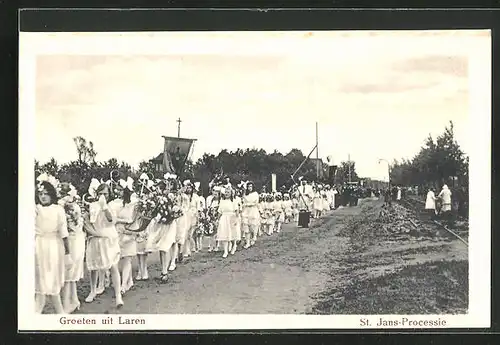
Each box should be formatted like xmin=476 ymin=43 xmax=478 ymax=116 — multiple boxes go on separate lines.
xmin=19 ymin=29 xmax=490 ymax=330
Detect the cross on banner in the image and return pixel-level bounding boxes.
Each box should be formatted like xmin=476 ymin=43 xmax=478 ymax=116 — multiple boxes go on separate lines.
xmin=177 ymin=118 xmax=182 ymax=138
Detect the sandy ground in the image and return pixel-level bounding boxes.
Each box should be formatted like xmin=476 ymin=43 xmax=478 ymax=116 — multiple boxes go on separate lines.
xmin=43 ymin=197 xmax=468 ymax=315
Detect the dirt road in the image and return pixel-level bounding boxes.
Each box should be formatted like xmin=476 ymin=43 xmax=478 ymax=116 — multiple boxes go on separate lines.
xmin=74 ymin=203 xmax=362 ymax=314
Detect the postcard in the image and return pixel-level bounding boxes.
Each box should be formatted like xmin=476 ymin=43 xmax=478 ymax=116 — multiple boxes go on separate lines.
xmin=19 ymin=29 xmax=491 ymax=331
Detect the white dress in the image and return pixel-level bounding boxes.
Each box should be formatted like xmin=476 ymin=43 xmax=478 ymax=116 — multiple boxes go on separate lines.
xmin=438 ymin=188 xmax=452 ymax=212
xmin=85 ymin=202 xmax=121 ymax=271
xmin=216 ymin=199 xmax=240 ymax=241
xmin=425 ymin=191 xmax=436 ymax=210
xmin=322 ymin=192 xmax=330 ymax=211
xmin=186 ymin=194 xmax=199 ymax=239
xmin=232 ymin=197 xmax=243 ymax=238
xmin=175 ymin=194 xmax=191 ymax=244
xmin=283 ymin=200 xmax=293 ymax=219
xmin=242 ymin=192 xmax=260 ymax=231
xmin=65 ymin=203 xmax=85 ymax=282
xmin=313 ymin=192 xmax=323 ymax=211
xmin=273 ymin=200 xmax=285 ymax=222
xmin=116 ymin=201 xmax=139 ymax=257
xmin=35 ymin=204 xmax=68 ymax=295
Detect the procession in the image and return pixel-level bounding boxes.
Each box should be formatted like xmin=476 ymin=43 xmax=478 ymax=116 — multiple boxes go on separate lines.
xmin=35 ymin=161 xmax=357 ymax=314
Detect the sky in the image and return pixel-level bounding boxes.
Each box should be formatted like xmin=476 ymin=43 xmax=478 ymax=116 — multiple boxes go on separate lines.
xmin=33 ymin=30 xmax=486 ymax=181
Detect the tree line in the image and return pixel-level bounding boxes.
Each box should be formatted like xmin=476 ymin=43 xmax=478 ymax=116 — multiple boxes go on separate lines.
xmin=389 ymin=121 xmax=469 ymax=195
xmin=35 ymin=137 xmax=367 ymax=197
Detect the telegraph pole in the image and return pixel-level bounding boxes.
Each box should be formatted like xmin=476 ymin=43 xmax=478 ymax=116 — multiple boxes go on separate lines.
xmin=177 ymin=117 xmax=182 ymax=138
xmin=348 ymin=154 xmax=352 ymax=183
xmin=316 ymin=122 xmax=319 ymax=180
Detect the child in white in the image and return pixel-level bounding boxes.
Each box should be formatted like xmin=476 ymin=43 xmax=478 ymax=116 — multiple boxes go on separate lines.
xmin=241 ymin=182 xmax=260 ymax=248
xmin=425 ymin=188 xmax=437 ymax=215
xmin=83 ymin=184 xmax=124 ymax=308
xmin=273 ymin=193 xmax=285 ymax=233
xmin=216 ymin=187 xmax=240 ymax=258
xmin=35 ymin=180 xmax=73 ymax=314
xmin=61 ymin=199 xmax=85 ymax=314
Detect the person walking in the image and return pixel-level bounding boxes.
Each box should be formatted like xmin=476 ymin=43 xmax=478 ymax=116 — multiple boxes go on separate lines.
xmin=425 ymin=187 xmax=437 ymax=219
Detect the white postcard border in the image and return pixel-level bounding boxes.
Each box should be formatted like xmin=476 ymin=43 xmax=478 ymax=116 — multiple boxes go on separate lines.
xmin=18 ymin=30 xmax=491 ymax=331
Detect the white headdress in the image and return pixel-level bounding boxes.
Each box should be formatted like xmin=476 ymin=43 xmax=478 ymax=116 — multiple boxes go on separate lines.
xmin=36 ymin=173 xmax=59 ymax=191
xmin=183 ymin=179 xmax=192 ymax=186
xmin=139 ymin=173 xmax=149 ymax=181
xmin=164 ymin=173 xmax=177 ymax=180
xmin=88 ymin=178 xmax=101 ymax=198
xmin=119 ymin=179 xmax=127 ymax=189
xmin=126 ymin=177 xmax=134 ymax=190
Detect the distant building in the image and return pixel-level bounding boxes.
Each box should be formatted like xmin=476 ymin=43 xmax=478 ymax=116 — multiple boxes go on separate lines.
xmin=149 ymin=153 xmax=165 ymax=173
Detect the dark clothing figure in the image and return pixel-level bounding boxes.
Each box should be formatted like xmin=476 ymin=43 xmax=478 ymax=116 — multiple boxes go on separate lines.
xmin=391 ymin=186 xmax=398 ymax=201
xmin=384 ymin=189 xmax=392 ymax=206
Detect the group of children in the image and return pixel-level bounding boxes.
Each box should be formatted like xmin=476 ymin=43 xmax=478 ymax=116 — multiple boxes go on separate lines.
xmin=35 ymin=172 xmax=343 ymax=314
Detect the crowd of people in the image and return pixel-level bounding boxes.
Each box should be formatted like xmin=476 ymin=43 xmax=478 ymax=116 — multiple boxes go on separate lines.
xmin=34 ymin=172 xmax=366 ymax=314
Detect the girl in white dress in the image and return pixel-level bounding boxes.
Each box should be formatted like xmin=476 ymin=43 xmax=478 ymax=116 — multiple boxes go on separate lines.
xmin=193 ymin=187 xmax=206 ymax=252
xmin=229 ymin=189 xmax=243 ymax=255
xmin=169 ymin=186 xmax=188 ymax=263
xmin=83 ymin=183 xmax=124 ymax=308
xmin=35 ymin=180 xmax=72 ymax=314
xmin=140 ymin=180 xmax=169 ymax=279
xmin=264 ymin=194 xmax=275 ymax=235
xmin=241 ymin=182 xmax=260 ymax=248
xmin=116 ymin=187 xmax=141 ymax=294
xmin=61 ymin=196 xmax=85 ymax=314
xmin=259 ymin=194 xmax=269 ymax=236
xmin=181 ymin=181 xmax=199 ymax=259
xmin=273 ymin=193 xmax=285 ymax=233
xmin=282 ymin=194 xmax=293 ymax=224
xmin=159 ymin=192 xmax=181 ymax=276
xmin=96 ymin=185 xmax=124 ymax=293
xmin=322 ymin=190 xmax=330 ymax=213
xmin=205 ymin=187 xmax=221 ymax=252
xmin=425 ymin=188 xmax=437 ymax=216
xmin=216 ymin=187 xmax=239 ymax=258
xmin=312 ymin=187 xmax=323 ymax=218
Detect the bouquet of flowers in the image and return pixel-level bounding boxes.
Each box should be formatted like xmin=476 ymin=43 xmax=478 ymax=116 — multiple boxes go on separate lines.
xmin=153 ymin=193 xmax=183 ymax=225
xmin=137 ymin=193 xmax=158 ymax=221
xmin=203 ymin=207 xmax=219 ymax=236
xmin=63 ymin=202 xmax=80 ymax=233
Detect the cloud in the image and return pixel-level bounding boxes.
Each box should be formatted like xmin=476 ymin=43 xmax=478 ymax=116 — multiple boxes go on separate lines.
xmin=392 ymin=55 xmax=468 ymax=77
xmin=339 ymin=79 xmax=440 ymax=94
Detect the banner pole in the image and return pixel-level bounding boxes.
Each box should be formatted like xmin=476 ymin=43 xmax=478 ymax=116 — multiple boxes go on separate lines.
xmin=291 ymin=144 xmax=317 ymax=180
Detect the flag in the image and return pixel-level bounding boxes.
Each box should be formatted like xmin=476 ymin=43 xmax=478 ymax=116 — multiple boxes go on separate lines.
xmin=162 ymin=136 xmax=196 ymax=175
xmin=271 ymin=174 xmax=277 ymax=192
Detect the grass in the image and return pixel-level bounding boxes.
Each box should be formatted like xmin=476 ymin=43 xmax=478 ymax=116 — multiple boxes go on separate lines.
xmin=311 ymin=260 xmax=468 ymax=315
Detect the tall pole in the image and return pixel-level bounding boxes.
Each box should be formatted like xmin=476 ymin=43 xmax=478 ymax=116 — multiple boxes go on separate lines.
xmin=316 ymin=122 xmax=319 ymax=180
xmin=348 ymin=154 xmax=351 ymax=183
xmin=177 ymin=117 xmax=182 ymax=138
